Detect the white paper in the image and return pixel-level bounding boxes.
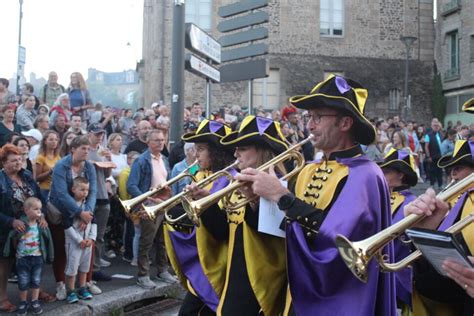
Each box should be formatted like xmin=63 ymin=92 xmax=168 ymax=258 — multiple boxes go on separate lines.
xmin=257 ymin=180 xmax=287 ymax=238
xmin=111 ymin=274 xmax=134 ymax=280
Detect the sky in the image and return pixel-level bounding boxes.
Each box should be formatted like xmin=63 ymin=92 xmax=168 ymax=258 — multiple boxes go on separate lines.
xmin=0 ymin=0 xmax=143 ymax=84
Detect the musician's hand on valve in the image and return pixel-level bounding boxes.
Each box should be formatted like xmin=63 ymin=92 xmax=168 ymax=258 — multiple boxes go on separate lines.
xmin=151 ymin=186 xmax=171 ymax=201
xmin=403 ymin=188 xmax=449 ymax=230
xmin=236 ymin=165 xmax=289 ymax=203
xmin=238 ymin=182 xmax=257 ymax=201
xmin=185 ymin=183 xmax=209 ymax=200
xmin=138 ymin=210 xmax=151 ymax=220
xmin=147 ymin=197 xmax=164 ymax=205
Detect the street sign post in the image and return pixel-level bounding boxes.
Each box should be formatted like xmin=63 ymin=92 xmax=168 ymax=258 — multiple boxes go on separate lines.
xmin=185 ymin=54 xmax=220 ymax=83
xmin=217 ymin=0 xmax=269 ymax=113
xmin=185 ymin=23 xmax=221 ymax=118
xmin=170 ymin=0 xmax=186 ymax=147
xmin=185 ymin=23 xmax=221 ymax=63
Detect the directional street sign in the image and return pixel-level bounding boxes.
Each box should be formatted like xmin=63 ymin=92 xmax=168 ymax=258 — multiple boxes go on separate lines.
xmin=217 ymin=0 xmax=269 ymax=110
xmin=218 ymin=0 xmax=268 ymax=18
xmin=217 ymin=11 xmax=269 ymax=33
xmin=220 ymin=59 xmax=268 ymax=83
xmin=185 ymin=54 xmax=220 ymax=83
xmin=185 ymin=23 xmax=221 ymax=64
xmin=217 ymin=0 xmax=269 ymax=66
xmin=220 ymin=27 xmax=268 ymax=47
xmin=222 ymin=43 xmax=268 ymax=62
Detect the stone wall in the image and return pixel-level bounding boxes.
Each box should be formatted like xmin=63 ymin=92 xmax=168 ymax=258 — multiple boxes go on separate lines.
xmin=142 ymin=0 xmax=436 ymax=124
xmin=270 ymin=55 xmax=433 ymax=122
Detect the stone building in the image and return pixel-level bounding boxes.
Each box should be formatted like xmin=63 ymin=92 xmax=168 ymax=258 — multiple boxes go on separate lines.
xmin=87 ymin=68 xmax=140 ymax=109
xmin=141 ymin=0 xmax=435 ymax=122
xmin=435 ymin=0 xmax=474 ymax=125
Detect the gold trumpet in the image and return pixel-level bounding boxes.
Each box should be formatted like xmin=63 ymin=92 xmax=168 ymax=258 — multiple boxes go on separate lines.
xmin=180 ymin=135 xmax=313 ymax=226
xmin=143 ymin=160 xmax=239 ymax=221
xmin=336 ymin=173 xmax=474 ymax=283
xmin=119 ymin=160 xmax=199 ymax=219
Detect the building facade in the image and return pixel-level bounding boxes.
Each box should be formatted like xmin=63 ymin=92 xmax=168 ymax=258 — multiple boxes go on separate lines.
xmin=141 ymin=0 xmax=435 ymax=122
xmin=436 ymin=0 xmax=474 ymax=125
xmin=87 ymin=68 xmax=140 ymax=109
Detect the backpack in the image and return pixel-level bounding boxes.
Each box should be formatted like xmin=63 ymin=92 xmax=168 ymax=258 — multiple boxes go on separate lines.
xmin=42 ymin=84 xmax=65 ymax=103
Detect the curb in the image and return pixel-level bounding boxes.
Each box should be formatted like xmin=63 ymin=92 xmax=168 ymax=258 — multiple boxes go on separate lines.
xmin=43 ymin=281 xmax=184 ymax=315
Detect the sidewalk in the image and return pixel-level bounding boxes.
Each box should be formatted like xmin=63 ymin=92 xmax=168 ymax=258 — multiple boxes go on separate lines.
xmin=5 ymin=255 xmax=184 ymax=315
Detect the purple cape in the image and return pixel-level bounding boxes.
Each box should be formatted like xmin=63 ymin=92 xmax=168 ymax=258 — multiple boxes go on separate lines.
xmin=167 ymin=173 xmax=235 ymax=311
xmin=286 ymin=156 xmax=397 ymax=316
xmin=169 ymin=228 xmax=219 ymax=310
xmin=438 ymin=188 xmax=473 ymax=231
xmin=392 ymin=190 xmax=416 ymax=307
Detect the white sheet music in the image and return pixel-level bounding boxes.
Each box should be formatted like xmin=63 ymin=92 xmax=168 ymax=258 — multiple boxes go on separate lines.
xmin=257 ymin=180 xmax=287 ymax=238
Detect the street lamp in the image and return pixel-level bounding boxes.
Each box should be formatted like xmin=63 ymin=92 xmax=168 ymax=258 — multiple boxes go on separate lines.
xmin=400 ymin=36 xmax=417 ymax=121
xmin=16 ymin=0 xmax=24 ymax=97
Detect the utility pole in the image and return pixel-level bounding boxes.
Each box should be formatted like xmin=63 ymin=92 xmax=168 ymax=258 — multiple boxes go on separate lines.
xmin=170 ymin=0 xmax=185 ymax=148
xmin=400 ymin=36 xmax=417 ymax=121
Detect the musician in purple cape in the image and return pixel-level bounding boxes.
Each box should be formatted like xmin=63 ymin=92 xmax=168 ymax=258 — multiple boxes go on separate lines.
xmin=163 ymin=119 xmax=235 ymax=315
xmin=404 ymin=139 xmax=474 ymax=316
xmin=379 ymin=148 xmax=418 ymax=314
xmin=237 ymin=74 xmax=397 ymax=315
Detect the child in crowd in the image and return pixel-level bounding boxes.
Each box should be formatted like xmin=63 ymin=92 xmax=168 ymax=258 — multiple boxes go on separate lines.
xmin=64 ymin=177 xmax=97 ymax=304
xmin=3 ymin=197 xmax=54 ymax=316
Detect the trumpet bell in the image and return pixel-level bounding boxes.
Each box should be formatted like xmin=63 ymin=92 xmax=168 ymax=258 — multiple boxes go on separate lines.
xmin=336 ymin=173 xmax=473 ymax=283
xmin=166 ymin=161 xmax=238 ymax=225
xmin=119 ymin=196 xmax=143 ymax=216
xmin=181 ymin=196 xmax=201 ymax=226
xmin=128 ymin=160 xmax=199 ymax=221
xmin=336 ymin=236 xmax=370 ymax=283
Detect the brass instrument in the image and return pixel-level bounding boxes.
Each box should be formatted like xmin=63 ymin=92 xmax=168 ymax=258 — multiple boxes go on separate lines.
xmin=336 ymin=173 xmax=473 ymax=283
xmin=119 ymin=160 xmax=199 ymax=220
xmin=181 ymin=135 xmax=314 ymax=226
xmin=143 ymin=160 xmax=239 ymax=221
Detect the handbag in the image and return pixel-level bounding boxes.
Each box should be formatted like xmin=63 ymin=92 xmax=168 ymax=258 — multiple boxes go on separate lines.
xmin=46 ymin=201 xmax=62 ymax=225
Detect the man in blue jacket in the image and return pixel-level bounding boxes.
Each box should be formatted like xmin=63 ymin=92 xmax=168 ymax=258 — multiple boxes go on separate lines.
xmin=127 ymin=129 xmax=176 ymax=289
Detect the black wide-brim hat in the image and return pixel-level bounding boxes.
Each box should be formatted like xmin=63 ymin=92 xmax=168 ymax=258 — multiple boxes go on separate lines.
xmin=462 ymin=98 xmax=474 ymax=114
xmin=182 ymin=119 xmax=232 ymax=148
xmin=220 ymin=115 xmax=289 ymax=155
xmin=289 ymin=74 xmax=376 ymax=145
xmin=438 ymin=140 xmax=474 ymax=169
xmin=378 ymin=148 xmax=418 ymax=187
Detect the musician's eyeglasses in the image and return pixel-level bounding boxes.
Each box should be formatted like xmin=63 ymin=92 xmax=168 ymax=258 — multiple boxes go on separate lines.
xmin=308 ymin=114 xmax=340 ymax=124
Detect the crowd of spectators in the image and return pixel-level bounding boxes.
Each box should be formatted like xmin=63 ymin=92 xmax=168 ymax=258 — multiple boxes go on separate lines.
xmin=0 ymin=72 xmax=473 ymax=314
